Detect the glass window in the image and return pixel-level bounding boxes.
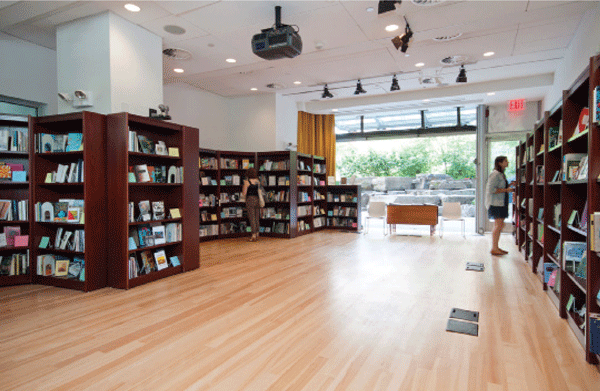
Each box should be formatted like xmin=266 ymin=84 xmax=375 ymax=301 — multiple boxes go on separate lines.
xmin=423 ymin=108 xmax=457 ymax=128
xmin=0 ymin=102 xmax=37 ymax=116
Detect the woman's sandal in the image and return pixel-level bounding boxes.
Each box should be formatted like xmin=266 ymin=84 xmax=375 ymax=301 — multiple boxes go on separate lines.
xmin=490 ymin=250 xmax=505 ymax=256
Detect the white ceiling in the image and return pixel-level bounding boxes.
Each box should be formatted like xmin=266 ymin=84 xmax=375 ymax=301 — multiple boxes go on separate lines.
xmin=0 ymin=1 xmax=597 ymax=114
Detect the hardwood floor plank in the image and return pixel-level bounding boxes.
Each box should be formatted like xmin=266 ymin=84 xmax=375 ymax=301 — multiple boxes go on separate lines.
xmin=1 ymin=232 xmax=600 ymax=390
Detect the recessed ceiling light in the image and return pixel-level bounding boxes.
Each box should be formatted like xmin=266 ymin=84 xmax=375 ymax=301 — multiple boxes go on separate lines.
xmin=124 ymin=4 xmax=140 ymax=12
xmin=423 ymin=99 xmax=431 ymax=102
xmin=250 ymin=88 xmax=258 ymax=91
xmin=226 ymin=58 xmax=237 ymax=63
xmin=415 ymin=62 xmax=425 ymax=67
xmin=173 ymin=68 xmax=184 ymax=73
xmin=487 ymin=92 xmax=495 ymax=96
xmin=366 ymin=7 xmax=374 ymax=12
xmin=164 ymin=25 xmax=186 ymax=35
xmin=332 ymin=109 xmax=338 ymax=112
xmin=484 ymin=51 xmax=495 ymax=57
xmin=293 ymin=81 xmax=302 ymax=85
xmin=386 ymin=24 xmax=399 ymax=32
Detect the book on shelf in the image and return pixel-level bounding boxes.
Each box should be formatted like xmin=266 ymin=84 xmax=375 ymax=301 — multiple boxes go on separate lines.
xmin=563 ymin=153 xmax=586 ymax=180
xmin=0 ymin=127 xmax=28 ymax=152
xmin=536 ymin=165 xmax=544 ymax=183
xmin=0 ymin=252 xmax=29 ymax=276
xmin=590 ymin=212 xmax=600 ymax=251
xmin=152 ymin=201 xmax=165 ymax=220
xmin=590 ymin=313 xmax=600 ymax=355
xmin=36 ymin=133 xmax=82 ymax=153
xmin=593 ymin=86 xmax=600 ymax=125
xmin=169 ymin=256 xmax=180 ymax=267
xmin=571 ymin=107 xmax=589 ymax=139
xmin=580 ymin=200 xmax=588 ymax=230
xmin=154 ymin=249 xmax=168 ymax=270
xmin=544 ymin=262 xmax=558 ymax=284
xmin=567 ymin=209 xmax=580 ymax=227
xmin=537 ymin=208 xmax=544 ymax=220
xmin=548 ymin=126 xmax=560 ymax=148
xmin=55 ymin=259 xmax=69 ymax=277
xmin=563 ymin=241 xmax=586 ymax=272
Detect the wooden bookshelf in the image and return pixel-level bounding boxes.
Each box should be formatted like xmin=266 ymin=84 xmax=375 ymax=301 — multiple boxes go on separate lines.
xmin=0 ymin=114 xmax=31 ymax=286
xmin=296 ymin=153 xmax=314 ymax=236
xmin=257 ymin=151 xmax=295 ymax=238
xmin=312 ymin=156 xmax=327 ymax=232
xmin=326 ymin=185 xmax=362 ymax=231
xmin=517 ymin=55 xmax=600 ymax=364
xmin=30 ymin=111 xmax=107 ymax=292
xmin=217 ymin=151 xmax=255 ymax=239
xmin=106 ymin=113 xmax=199 ymax=289
xmin=199 ymin=148 xmax=219 ymax=241
xmin=532 ymin=119 xmax=545 ymax=275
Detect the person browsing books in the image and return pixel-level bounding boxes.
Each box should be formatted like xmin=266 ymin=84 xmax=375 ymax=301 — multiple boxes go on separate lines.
xmin=242 ymin=168 xmax=261 ymax=242
xmin=485 ymin=155 xmax=515 ymax=256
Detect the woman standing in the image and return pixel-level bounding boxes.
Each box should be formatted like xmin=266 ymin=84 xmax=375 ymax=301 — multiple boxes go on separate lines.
xmin=485 ymin=155 xmax=515 ymax=256
xmin=242 ymin=168 xmax=261 ymax=242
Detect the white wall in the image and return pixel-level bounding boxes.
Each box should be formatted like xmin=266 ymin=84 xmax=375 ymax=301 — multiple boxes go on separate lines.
xmin=227 ymin=94 xmax=277 ymax=152
xmin=57 ymin=11 xmax=163 ymax=116
xmin=545 ymin=3 xmax=600 ymax=111
xmin=56 ymin=12 xmax=111 ymax=114
xmin=488 ymin=100 xmax=541 ymax=133
xmin=108 ymin=12 xmax=162 ymax=116
xmin=0 ymin=33 xmax=57 ymax=115
xmin=275 ymin=94 xmax=299 ymax=150
xmin=163 ymin=83 xmax=230 ymax=149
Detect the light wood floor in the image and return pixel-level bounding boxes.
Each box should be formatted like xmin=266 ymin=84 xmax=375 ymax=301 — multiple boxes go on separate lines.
xmin=1 ymin=231 xmax=599 ymax=391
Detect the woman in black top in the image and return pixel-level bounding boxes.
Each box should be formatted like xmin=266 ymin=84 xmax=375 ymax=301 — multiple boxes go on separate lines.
xmin=242 ymin=168 xmax=261 ymax=241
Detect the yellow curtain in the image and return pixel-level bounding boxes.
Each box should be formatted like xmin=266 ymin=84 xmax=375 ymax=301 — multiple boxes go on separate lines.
xmin=297 ymin=111 xmax=336 ymax=177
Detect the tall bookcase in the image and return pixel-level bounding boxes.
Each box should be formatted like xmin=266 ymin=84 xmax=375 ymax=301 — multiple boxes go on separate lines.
xmin=218 ymin=151 xmax=255 ymax=238
xmin=312 ymin=156 xmax=327 ymax=231
xmin=296 ymin=153 xmax=314 ymax=236
xmin=515 ymin=55 xmax=600 ymax=364
xmin=30 ymin=112 xmax=107 ymax=292
xmin=106 ymin=113 xmax=199 ymax=289
xmin=199 ymin=148 xmax=219 ymax=241
xmin=0 ymin=114 xmax=31 ymax=286
xmin=326 ymin=185 xmax=362 ymax=231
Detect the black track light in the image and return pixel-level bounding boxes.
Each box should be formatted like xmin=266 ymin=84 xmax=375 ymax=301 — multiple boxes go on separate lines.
xmin=391 ymin=16 xmax=413 ymax=53
xmin=390 ymin=75 xmax=400 ymax=91
xmin=322 ymin=84 xmax=334 ymax=99
xmin=354 ymin=80 xmax=367 ymax=95
xmin=378 ymin=0 xmax=401 ymax=14
xmin=456 ymin=65 xmax=467 ymax=83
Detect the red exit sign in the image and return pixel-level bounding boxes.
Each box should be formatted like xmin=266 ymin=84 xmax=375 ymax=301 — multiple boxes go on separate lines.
xmin=508 ymin=99 xmax=526 ymax=112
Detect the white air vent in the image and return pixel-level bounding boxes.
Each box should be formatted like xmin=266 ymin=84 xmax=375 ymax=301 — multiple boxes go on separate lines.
xmin=421 ymin=77 xmax=435 ymax=84
xmin=411 ymin=0 xmax=444 ymax=6
xmin=162 ymin=48 xmax=192 ymax=60
xmin=440 ymin=55 xmax=468 ymax=66
xmin=433 ymin=33 xmax=462 ymax=42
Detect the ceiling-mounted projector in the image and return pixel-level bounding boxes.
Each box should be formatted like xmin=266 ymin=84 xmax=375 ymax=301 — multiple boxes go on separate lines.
xmin=252 ymin=6 xmax=302 ymax=60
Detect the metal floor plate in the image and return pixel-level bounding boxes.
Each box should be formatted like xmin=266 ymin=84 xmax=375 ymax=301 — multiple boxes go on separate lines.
xmin=450 ymin=308 xmax=479 ymax=322
xmin=446 ymin=319 xmax=479 ymax=336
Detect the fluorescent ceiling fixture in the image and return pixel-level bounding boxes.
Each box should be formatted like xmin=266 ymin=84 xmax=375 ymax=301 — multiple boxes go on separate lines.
xmin=124 ymin=3 xmax=140 ymax=12
xmin=487 ymin=92 xmax=495 ymax=96
xmin=293 ymin=81 xmax=302 ymax=85
xmin=386 ymin=24 xmax=399 ymax=32
xmin=483 ymin=51 xmax=495 ymax=57
xmin=415 ymin=62 xmax=425 ymax=67
xmin=250 ymin=88 xmax=258 ymax=91
xmin=173 ymin=68 xmax=184 ymax=73
xmin=226 ymin=58 xmax=237 ymax=63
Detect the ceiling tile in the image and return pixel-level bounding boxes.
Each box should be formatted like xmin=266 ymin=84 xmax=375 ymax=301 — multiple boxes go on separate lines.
xmin=139 ymin=14 xmax=210 ymax=43
xmin=0 ymin=1 xmax=76 ymax=29
xmin=154 ymin=1 xmax=217 ymax=16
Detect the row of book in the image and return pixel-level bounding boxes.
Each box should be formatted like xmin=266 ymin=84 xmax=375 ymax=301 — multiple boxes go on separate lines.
xmin=199 ymin=157 xmax=218 ymax=169
xmin=221 ymin=158 xmax=251 ymax=169
xmin=0 ymin=162 xmax=26 ymax=182
xmin=327 ymin=194 xmax=358 ymax=203
xmin=314 ymin=216 xmax=326 ymax=228
xmin=260 ymin=208 xmax=289 ymax=220
xmin=327 ymin=218 xmax=359 ymax=228
xmin=36 ymin=132 xmax=82 ymax=153
xmin=36 ymin=254 xmax=84 ymax=280
xmin=314 ymin=206 xmax=326 ymax=216
xmin=200 ymin=211 xmax=218 ymax=222
xmin=298 ymin=220 xmax=311 ymax=232
xmin=298 ymin=205 xmax=312 ymax=217
xmin=313 ymin=163 xmax=326 ymax=174
xmin=130 ymin=164 xmax=183 ymax=184
xmin=130 ymin=200 xmax=180 ymax=222
xmin=563 ymin=153 xmax=588 ymax=181
xmin=42 ymin=228 xmax=85 ymax=252
xmin=298 ymin=192 xmax=311 ymax=202
xmin=259 ymin=174 xmax=289 ymax=187
xmin=221 ymin=222 xmax=248 ymax=234
xmin=199 ymin=194 xmax=217 ymax=207
xmin=260 ymin=160 xmax=289 ymax=171
xmin=328 ymin=207 xmax=358 ymax=217
xmin=221 ymin=207 xmax=244 ymax=218
xmin=0 ymin=127 xmax=28 ymax=152
xmin=0 ymin=226 xmax=27 ymax=248
xmin=128 ymin=222 xmax=182 ymax=250
xmin=298 ymin=175 xmax=312 ymax=185
xmin=128 ymin=130 xmax=179 ymax=157
xmin=0 ymin=199 xmax=28 ymax=221
xmin=0 ymin=252 xmax=29 ymax=275
xmin=262 ymin=222 xmax=288 ymax=234
xmin=34 ymin=200 xmax=84 ymax=223
xmin=128 ymin=248 xmax=179 ymax=278
xmin=265 ymin=190 xmax=289 ymax=202
xmin=219 ymin=192 xmax=242 ymax=203
xmin=199 ymin=224 xmax=219 ymax=237
xmin=45 ymin=159 xmax=84 ymax=183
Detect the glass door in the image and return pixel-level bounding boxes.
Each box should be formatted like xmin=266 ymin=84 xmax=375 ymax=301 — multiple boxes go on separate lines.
xmin=486 ymin=139 xmax=520 ymax=232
